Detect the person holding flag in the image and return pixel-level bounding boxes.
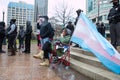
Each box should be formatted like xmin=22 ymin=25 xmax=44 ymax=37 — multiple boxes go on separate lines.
xmin=73 ymin=9 xmax=83 ymax=47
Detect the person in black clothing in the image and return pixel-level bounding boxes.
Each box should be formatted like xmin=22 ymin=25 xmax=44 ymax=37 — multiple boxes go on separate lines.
xmin=33 ymin=16 xmax=54 ymax=66
xmin=96 ymin=22 xmax=106 ymax=37
xmin=73 ymin=9 xmax=83 ymax=47
xmin=66 ymin=21 xmax=74 ymax=36
xmin=96 ymin=22 xmax=101 ymax=33
xmin=74 ymin=9 xmax=83 ymax=25
xmin=40 ymin=16 xmax=55 ymax=66
xmin=24 ymin=21 xmax=32 ymax=53
xmin=39 ymin=16 xmax=54 ymax=47
xmin=100 ymin=22 xmax=106 ymax=37
xmin=6 ymin=19 xmax=17 ymax=56
xmin=0 ymin=22 xmax=6 ymax=53
xmin=108 ymin=0 xmax=120 ymax=49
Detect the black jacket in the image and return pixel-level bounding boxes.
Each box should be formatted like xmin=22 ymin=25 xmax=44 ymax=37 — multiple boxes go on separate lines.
xmin=66 ymin=24 xmax=74 ymax=34
xmin=108 ymin=4 xmax=120 ymax=24
xmin=26 ymin=22 xmax=32 ymax=36
xmin=0 ymin=22 xmax=5 ymax=35
xmin=40 ymin=22 xmax=53 ymax=38
xmin=6 ymin=24 xmax=17 ymax=37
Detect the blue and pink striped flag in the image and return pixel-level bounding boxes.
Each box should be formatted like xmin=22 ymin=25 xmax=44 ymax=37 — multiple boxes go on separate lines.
xmin=71 ymin=12 xmax=120 ymax=74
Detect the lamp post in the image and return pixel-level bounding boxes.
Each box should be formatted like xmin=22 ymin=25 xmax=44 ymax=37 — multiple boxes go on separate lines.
xmin=3 ymin=11 xmax=5 ymax=22
xmin=2 ymin=10 xmax=6 ymax=45
xmin=97 ymin=0 xmax=100 ymax=23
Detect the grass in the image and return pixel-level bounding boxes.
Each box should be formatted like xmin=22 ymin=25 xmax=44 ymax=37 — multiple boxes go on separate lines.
xmin=31 ymin=40 xmax=37 ymax=44
xmin=5 ymin=39 xmax=37 ymax=44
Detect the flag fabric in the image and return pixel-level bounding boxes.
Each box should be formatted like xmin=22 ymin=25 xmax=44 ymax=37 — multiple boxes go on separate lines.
xmin=70 ymin=12 xmax=120 ymax=74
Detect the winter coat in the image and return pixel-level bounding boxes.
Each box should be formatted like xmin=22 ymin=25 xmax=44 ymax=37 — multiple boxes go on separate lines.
xmin=40 ymin=22 xmax=54 ymax=38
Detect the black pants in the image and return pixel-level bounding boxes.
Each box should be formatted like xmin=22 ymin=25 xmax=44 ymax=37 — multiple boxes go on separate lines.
xmin=8 ymin=35 xmax=16 ymax=54
xmin=8 ymin=38 xmax=17 ymax=50
xmin=110 ymin=22 xmax=120 ymax=49
xmin=0 ymin=33 xmax=5 ymax=51
xmin=42 ymin=41 xmax=52 ymax=59
xmin=24 ymin=35 xmax=31 ymax=52
xmin=37 ymin=35 xmax=40 ymax=46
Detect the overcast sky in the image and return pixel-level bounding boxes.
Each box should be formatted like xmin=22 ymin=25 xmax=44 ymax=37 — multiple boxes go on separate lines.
xmin=0 ymin=0 xmax=86 ymax=23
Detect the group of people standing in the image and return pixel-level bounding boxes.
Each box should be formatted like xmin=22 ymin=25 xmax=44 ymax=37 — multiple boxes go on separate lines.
xmin=0 ymin=0 xmax=119 ymax=64
xmin=96 ymin=22 xmax=106 ymax=37
xmin=0 ymin=19 xmax=32 ymax=56
xmin=95 ymin=0 xmax=120 ymax=51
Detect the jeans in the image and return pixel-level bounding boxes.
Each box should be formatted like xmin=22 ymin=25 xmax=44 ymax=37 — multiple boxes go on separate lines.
xmin=41 ymin=37 xmax=50 ymax=48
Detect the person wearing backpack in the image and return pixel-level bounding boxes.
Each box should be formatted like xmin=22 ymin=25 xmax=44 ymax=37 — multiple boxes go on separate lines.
xmin=0 ymin=22 xmax=6 ymax=53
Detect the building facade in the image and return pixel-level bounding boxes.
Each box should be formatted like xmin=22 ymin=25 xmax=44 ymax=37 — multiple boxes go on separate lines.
xmin=7 ymin=1 xmax=34 ymax=29
xmin=34 ymin=0 xmax=48 ymax=22
xmin=86 ymin=0 xmax=112 ymax=32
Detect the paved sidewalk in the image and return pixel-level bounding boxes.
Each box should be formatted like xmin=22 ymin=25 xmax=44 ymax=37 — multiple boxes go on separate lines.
xmin=0 ymin=44 xmax=92 ymax=80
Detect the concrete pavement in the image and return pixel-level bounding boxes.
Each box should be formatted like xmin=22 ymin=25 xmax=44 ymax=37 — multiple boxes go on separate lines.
xmin=0 ymin=44 xmax=92 ymax=80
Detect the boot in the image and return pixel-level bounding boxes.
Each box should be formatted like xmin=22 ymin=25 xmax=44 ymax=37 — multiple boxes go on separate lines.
xmin=39 ymin=59 xmax=49 ymax=66
xmin=33 ymin=50 xmax=44 ymax=59
xmin=8 ymin=49 xmax=11 ymax=56
xmin=8 ymin=49 xmax=11 ymax=52
xmin=11 ymin=49 xmax=16 ymax=56
xmin=8 ymin=48 xmax=16 ymax=56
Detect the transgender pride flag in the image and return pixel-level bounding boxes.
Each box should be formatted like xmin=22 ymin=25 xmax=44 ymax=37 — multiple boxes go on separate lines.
xmin=71 ymin=12 xmax=120 ymax=74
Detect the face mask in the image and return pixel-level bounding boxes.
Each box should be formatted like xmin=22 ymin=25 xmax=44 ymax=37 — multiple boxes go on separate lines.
xmin=113 ymin=2 xmax=118 ymax=6
xmin=39 ymin=18 xmax=45 ymax=23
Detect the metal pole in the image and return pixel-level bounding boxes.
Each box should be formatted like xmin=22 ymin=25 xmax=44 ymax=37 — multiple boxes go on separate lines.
xmin=2 ymin=11 xmax=6 ymax=45
xmin=3 ymin=11 xmax=5 ymax=22
xmin=98 ymin=0 xmax=100 ymax=23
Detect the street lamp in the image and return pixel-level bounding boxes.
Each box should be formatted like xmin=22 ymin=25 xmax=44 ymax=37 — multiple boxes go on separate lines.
xmin=3 ymin=11 xmax=5 ymax=22
xmin=97 ymin=0 xmax=100 ymax=23
xmin=2 ymin=10 xmax=6 ymax=45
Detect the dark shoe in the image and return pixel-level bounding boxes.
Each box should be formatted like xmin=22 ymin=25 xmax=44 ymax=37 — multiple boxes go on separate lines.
xmin=0 ymin=50 xmax=6 ymax=53
xmin=23 ymin=51 xmax=30 ymax=53
xmin=23 ymin=50 xmax=27 ymax=53
xmin=11 ymin=49 xmax=16 ymax=55
xmin=25 ymin=51 xmax=30 ymax=54
xmin=73 ymin=44 xmax=79 ymax=47
xmin=8 ymin=54 xmax=16 ymax=56
xmin=8 ymin=49 xmax=11 ymax=52
xmin=8 ymin=52 xmax=15 ymax=56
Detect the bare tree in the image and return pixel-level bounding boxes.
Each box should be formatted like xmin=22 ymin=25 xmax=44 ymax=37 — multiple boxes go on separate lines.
xmin=54 ymin=1 xmax=74 ymax=26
